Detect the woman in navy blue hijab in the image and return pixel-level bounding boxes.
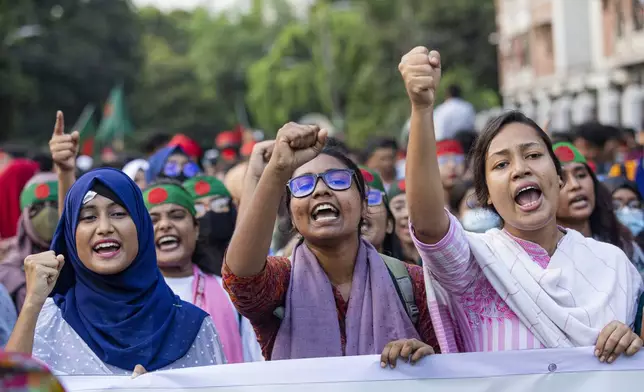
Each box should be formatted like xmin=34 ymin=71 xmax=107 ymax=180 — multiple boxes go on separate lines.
xmin=5 ymin=168 xmax=225 ymax=375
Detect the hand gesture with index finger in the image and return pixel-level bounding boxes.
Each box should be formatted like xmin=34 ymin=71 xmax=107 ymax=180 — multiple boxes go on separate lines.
xmin=49 ymin=111 xmax=80 ymax=173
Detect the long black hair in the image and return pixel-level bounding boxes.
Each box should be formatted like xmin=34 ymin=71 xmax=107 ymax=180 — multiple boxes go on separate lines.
xmin=583 ymin=165 xmax=635 ymax=257
xmin=380 ymin=201 xmax=406 ymax=261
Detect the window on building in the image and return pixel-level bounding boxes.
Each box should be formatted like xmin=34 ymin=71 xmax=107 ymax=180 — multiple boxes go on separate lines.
xmin=634 ymin=0 xmax=644 ymax=30
xmin=616 ymin=0 xmax=625 ymax=37
xmin=536 ymin=24 xmax=553 ymax=55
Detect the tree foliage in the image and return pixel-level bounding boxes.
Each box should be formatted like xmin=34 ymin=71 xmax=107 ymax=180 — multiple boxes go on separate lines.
xmin=1 ymin=0 xmax=499 ymax=148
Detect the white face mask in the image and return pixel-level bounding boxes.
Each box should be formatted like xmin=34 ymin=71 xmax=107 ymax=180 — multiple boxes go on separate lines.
xmin=615 ymin=207 xmax=644 ymax=237
xmin=461 ymin=208 xmax=502 ymax=233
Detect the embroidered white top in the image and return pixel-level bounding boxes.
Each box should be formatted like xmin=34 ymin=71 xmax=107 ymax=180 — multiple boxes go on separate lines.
xmin=33 ymin=298 xmax=225 ymax=375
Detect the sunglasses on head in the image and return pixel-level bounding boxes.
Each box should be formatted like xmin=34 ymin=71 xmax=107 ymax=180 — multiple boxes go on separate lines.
xmin=367 ymin=189 xmax=384 ymax=206
xmin=163 ymin=161 xmax=200 ymax=179
xmin=287 ymin=169 xmax=355 ymax=198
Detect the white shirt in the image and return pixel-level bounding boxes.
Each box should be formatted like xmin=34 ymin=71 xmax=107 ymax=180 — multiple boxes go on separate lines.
xmin=433 ymin=97 xmax=476 ymax=141
xmin=33 ymin=299 xmax=225 ymax=375
xmin=165 ymin=275 xmax=195 ymax=302
xmin=164 ymin=275 xmax=264 ymax=362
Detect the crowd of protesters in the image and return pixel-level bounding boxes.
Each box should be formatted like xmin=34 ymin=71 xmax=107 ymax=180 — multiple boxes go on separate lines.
xmin=0 ymin=47 xmax=643 ymax=391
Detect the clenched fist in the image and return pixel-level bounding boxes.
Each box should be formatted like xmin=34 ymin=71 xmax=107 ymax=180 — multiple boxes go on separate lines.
xmin=269 ymin=123 xmax=328 ymax=177
xmin=24 ymin=251 xmax=65 ymax=307
xmin=247 ymin=140 xmax=276 ymax=180
xmin=49 ymin=111 xmax=80 ymax=173
xmin=398 ymin=47 xmax=442 ymax=110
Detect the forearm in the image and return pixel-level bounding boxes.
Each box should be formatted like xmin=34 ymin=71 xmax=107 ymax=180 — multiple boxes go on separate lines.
xmin=5 ymin=302 xmax=42 ymax=354
xmin=57 ymin=169 xmax=75 ymax=217
xmin=226 ymin=164 xmax=289 ymax=277
xmin=237 ymin=173 xmax=260 ymax=225
xmin=405 ymin=107 xmax=449 ymax=243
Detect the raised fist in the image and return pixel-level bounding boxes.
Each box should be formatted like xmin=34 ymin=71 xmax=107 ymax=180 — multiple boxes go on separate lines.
xmin=49 ymin=111 xmax=80 ymax=172
xmin=269 ymin=123 xmax=328 ymax=176
xmin=24 ymin=250 xmax=65 ymax=307
xmin=247 ymin=140 xmax=275 ymax=180
xmin=398 ymin=47 xmax=442 ymax=110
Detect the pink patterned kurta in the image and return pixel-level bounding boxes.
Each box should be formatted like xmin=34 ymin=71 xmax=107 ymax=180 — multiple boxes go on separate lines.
xmin=412 ymin=212 xmax=555 ymax=351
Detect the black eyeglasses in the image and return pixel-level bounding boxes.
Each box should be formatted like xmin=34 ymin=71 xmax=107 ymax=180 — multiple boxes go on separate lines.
xmin=287 ymin=169 xmax=355 ymax=198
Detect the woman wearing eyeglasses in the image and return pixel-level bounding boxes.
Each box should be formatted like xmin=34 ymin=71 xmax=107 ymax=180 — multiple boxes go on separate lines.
xmin=145 ymin=145 xmax=201 ymax=184
xmin=359 ymin=166 xmax=404 ymax=260
xmin=223 ymin=123 xmax=438 ymax=367
xmin=143 ymin=180 xmax=263 ymax=363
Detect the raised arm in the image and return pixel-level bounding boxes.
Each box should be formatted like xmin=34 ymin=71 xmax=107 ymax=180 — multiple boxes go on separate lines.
xmin=5 ymin=251 xmax=64 ymax=354
xmin=48 ymin=111 xmax=78 ymax=216
xmin=236 ymin=140 xmax=275 ymax=225
xmin=225 ymin=123 xmax=327 ymax=277
xmin=399 ymin=47 xmax=450 ymax=244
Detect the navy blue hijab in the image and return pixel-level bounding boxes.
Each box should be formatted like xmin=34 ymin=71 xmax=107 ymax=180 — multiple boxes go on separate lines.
xmin=50 ymin=168 xmax=207 ymax=371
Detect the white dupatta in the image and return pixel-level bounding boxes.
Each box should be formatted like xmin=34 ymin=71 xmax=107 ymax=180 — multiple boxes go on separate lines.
xmin=460 ymin=228 xmax=643 ymax=348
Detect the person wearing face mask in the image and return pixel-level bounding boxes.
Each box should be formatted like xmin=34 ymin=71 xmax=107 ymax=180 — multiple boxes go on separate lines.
xmin=145 ymin=145 xmax=201 ymax=184
xmin=611 ymin=180 xmax=644 ymax=240
xmin=0 ymin=173 xmax=59 ymax=312
xmin=183 ymin=175 xmax=236 ymax=276
xmin=553 ymin=142 xmax=644 ymax=277
xmin=449 ymin=180 xmax=502 ymax=233
xmin=143 ymin=181 xmax=263 ymax=363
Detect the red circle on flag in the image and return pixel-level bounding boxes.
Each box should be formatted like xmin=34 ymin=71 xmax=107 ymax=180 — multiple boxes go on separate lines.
xmin=555 ymin=146 xmax=575 ymax=162
xmin=35 ymin=184 xmax=50 ymax=199
xmin=360 ymin=169 xmax=374 ymax=183
xmin=194 ymin=180 xmax=211 ymax=196
xmin=398 ymin=180 xmax=406 ymax=192
xmin=148 ymin=188 xmax=168 ymax=204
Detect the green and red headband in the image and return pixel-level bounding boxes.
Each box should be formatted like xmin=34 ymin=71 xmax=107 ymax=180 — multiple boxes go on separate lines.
xmin=388 ymin=179 xmax=407 ymax=200
xmin=20 ymin=181 xmax=58 ymax=210
xmin=143 ymin=183 xmax=197 ymax=216
xmin=183 ymin=175 xmax=231 ymax=200
xmin=359 ymin=166 xmax=385 ymax=193
xmin=552 ymin=142 xmax=586 ymax=165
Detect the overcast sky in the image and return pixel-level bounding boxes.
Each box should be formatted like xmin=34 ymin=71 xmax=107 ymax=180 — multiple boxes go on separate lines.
xmin=131 ymin=0 xmax=248 ymax=12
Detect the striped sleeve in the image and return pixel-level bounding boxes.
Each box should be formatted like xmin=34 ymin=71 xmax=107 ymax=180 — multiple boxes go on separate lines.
xmin=410 ymin=210 xmax=479 ymax=295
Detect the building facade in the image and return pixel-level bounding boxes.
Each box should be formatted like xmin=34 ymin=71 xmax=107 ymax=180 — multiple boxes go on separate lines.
xmin=493 ymin=0 xmax=644 ymax=132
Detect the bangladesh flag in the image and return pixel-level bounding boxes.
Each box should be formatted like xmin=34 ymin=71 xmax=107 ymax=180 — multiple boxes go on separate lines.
xmin=96 ymin=85 xmax=133 ymax=145
xmin=73 ymin=104 xmax=97 ymax=156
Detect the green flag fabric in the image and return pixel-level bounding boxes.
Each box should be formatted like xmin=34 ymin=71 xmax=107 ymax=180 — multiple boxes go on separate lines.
xmin=73 ymin=104 xmax=97 ymax=156
xmin=96 ymin=85 xmax=133 ymax=143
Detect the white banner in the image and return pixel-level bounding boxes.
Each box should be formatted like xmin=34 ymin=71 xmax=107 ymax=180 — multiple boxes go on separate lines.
xmin=60 ymin=347 xmax=644 ymax=392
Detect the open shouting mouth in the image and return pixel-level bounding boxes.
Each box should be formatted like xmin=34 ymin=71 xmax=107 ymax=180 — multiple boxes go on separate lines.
xmin=514 ymin=182 xmax=543 ymax=212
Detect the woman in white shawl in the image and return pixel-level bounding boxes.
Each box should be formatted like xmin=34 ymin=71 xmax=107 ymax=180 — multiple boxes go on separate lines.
xmin=399 ymin=47 xmax=643 ymax=363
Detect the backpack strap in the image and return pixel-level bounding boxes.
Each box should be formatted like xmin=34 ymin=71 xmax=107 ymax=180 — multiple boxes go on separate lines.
xmin=380 ymin=254 xmax=419 ymax=325
xmin=272 ymin=254 xmax=420 ymax=325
